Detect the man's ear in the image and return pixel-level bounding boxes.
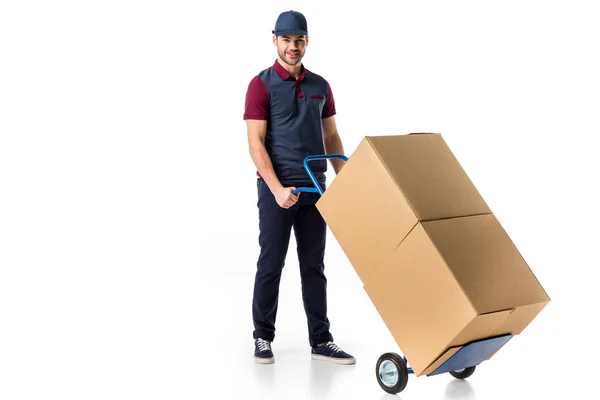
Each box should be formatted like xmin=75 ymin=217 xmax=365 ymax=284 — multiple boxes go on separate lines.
xmin=305 ymin=35 xmax=309 ymax=45
xmin=272 ymin=34 xmax=277 ymax=45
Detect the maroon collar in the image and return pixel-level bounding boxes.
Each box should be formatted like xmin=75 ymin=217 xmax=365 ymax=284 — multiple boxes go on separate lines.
xmin=273 ymin=59 xmax=306 ymax=81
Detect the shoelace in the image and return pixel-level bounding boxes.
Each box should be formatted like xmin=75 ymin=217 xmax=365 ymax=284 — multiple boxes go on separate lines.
xmin=257 ymin=338 xmax=271 ymax=352
xmin=325 ymin=342 xmax=342 ymax=353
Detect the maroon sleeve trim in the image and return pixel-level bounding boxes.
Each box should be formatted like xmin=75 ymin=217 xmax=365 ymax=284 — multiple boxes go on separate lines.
xmin=322 ymin=80 xmax=336 ymax=119
xmin=243 ymin=76 xmax=269 ymax=120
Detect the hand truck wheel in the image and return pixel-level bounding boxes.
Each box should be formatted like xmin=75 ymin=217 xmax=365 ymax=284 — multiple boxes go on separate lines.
xmin=449 ymin=366 xmax=476 ymax=379
xmin=375 ymin=352 xmax=409 ymax=394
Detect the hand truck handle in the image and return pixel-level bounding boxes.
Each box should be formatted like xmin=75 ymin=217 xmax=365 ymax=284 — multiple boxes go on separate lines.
xmin=292 ymin=154 xmax=348 ymax=196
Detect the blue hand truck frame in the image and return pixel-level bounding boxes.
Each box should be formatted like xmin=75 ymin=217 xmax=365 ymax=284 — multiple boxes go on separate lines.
xmin=292 ymin=154 xmax=348 ymax=195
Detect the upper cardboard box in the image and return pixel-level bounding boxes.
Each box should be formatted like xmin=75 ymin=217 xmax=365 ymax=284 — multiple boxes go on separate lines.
xmin=317 ymin=133 xmax=492 ymax=283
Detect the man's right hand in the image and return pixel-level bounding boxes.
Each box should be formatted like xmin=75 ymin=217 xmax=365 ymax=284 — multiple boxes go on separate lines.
xmin=274 ymin=187 xmax=299 ymax=209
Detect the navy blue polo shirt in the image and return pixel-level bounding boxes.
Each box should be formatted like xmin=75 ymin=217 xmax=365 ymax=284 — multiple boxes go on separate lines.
xmin=244 ymin=60 xmax=336 ymax=186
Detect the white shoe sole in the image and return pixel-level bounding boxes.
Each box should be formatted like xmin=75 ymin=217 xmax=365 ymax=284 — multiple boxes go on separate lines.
xmin=311 ymin=354 xmax=356 ymax=365
xmin=254 ymin=356 xmax=274 ymax=364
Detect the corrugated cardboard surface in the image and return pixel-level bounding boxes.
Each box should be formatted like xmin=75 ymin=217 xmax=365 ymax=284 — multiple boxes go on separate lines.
xmin=449 ymin=309 xmax=514 ymax=349
xmin=490 ymin=301 xmax=549 ymax=336
xmin=364 ymin=223 xmax=476 ymax=376
xmin=421 ymin=214 xmax=551 ymax=315
xmin=316 ymin=139 xmax=417 ymax=283
xmin=366 ymin=134 xmax=491 ymax=220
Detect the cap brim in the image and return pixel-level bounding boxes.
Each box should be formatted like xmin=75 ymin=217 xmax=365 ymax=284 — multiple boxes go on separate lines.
xmin=273 ymin=29 xmax=308 ymax=36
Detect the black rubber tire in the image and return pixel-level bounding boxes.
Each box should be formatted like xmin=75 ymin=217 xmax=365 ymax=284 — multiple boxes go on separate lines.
xmin=375 ymin=352 xmax=409 ymax=394
xmin=449 ymin=366 xmax=476 ymax=379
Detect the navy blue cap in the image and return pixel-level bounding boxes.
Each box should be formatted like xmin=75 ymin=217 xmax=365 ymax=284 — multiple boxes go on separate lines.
xmin=272 ymin=10 xmax=308 ymax=36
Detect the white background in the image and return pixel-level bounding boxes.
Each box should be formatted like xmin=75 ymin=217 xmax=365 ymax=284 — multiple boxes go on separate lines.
xmin=1 ymin=0 xmax=599 ymax=399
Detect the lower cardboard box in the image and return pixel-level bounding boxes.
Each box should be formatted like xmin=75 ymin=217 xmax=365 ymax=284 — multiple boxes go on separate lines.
xmin=363 ymin=213 xmax=550 ymax=376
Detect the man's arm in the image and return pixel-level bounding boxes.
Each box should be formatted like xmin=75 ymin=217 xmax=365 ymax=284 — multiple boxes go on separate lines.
xmin=246 ymin=119 xmax=282 ymax=192
xmin=322 ymin=115 xmax=346 ymax=174
xmin=247 ymin=119 xmax=299 ymax=208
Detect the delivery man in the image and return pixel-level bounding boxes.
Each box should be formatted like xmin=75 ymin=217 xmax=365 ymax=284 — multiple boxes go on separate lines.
xmin=243 ymin=10 xmax=355 ymax=365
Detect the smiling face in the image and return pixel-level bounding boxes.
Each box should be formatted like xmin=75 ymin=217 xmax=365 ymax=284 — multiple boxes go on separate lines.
xmin=273 ymin=34 xmax=308 ymax=67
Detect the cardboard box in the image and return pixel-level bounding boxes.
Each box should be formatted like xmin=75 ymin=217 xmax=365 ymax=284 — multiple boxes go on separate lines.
xmin=316 ymin=133 xmax=550 ymax=376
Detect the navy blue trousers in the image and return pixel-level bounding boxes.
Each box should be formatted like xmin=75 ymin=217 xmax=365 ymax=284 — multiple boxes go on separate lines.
xmin=252 ymin=178 xmax=334 ymax=347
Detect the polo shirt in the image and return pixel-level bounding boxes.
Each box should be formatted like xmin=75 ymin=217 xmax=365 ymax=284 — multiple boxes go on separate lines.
xmin=244 ymin=60 xmax=336 ymax=186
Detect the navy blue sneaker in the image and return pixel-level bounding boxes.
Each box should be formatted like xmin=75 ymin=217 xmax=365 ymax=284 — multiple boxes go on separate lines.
xmin=254 ymin=338 xmax=274 ymax=364
xmin=311 ymin=342 xmax=356 ymax=365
